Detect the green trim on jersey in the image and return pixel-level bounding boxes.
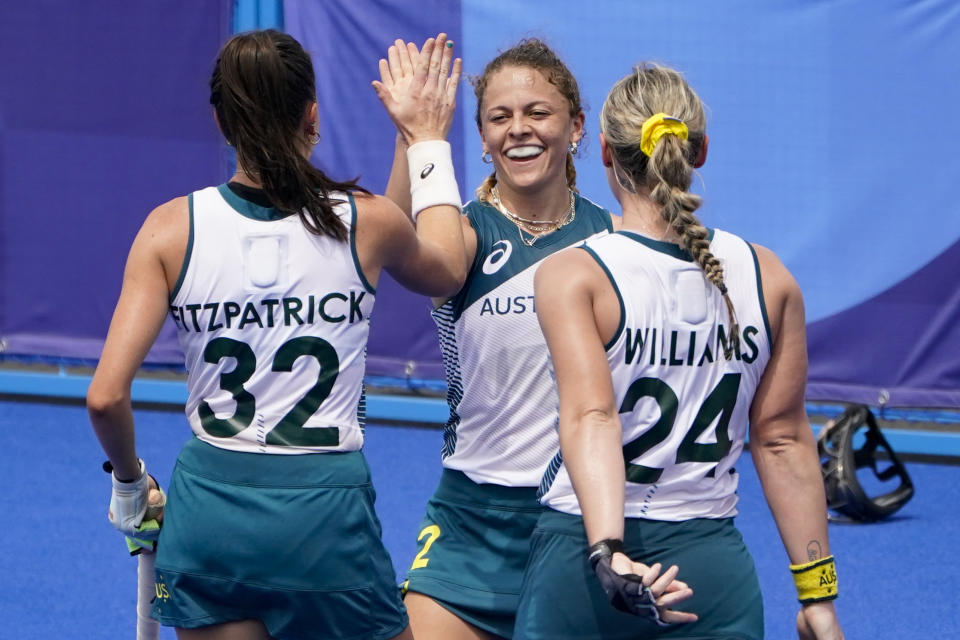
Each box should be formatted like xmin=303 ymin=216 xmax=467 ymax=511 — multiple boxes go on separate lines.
xmin=216 ymin=183 xmax=289 ymax=221
xmin=447 ymin=194 xmax=613 ymax=323
xmin=580 ymin=245 xmax=626 ymax=351
xmin=169 ymin=193 xmax=195 ymax=302
xmin=616 ymin=228 xmax=717 ymax=261
xmin=747 ymin=241 xmax=773 ymax=346
xmin=348 ymin=193 xmax=376 ymax=294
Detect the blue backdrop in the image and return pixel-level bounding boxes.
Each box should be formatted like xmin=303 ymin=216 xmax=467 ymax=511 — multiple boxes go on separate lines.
xmin=1 ymin=0 xmax=957 ymax=408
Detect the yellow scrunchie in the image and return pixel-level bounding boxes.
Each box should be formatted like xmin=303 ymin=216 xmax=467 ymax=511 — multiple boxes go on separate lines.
xmin=640 ymin=113 xmax=689 ymax=157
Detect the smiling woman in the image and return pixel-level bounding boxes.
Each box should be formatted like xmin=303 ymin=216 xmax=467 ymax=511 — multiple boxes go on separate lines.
xmin=376 ymin=37 xmax=616 ymax=640
xmin=473 ymin=40 xmax=586 ymax=233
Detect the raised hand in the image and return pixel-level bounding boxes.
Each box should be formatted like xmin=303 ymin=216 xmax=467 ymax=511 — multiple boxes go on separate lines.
xmin=372 ymin=33 xmax=462 ymax=145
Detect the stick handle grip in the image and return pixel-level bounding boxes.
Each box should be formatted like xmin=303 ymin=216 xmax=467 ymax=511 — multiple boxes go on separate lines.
xmin=137 ymin=552 xmax=160 ymax=640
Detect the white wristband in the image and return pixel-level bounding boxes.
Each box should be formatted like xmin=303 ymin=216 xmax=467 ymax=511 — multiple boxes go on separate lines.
xmin=407 ymin=140 xmax=462 ymax=221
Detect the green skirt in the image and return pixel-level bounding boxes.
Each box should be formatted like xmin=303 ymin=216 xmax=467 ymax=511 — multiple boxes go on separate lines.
xmin=152 ymin=437 xmax=407 ymax=640
xmin=514 ymin=508 xmax=763 ymax=639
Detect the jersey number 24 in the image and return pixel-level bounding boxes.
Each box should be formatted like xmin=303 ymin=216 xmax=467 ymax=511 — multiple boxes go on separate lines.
xmin=620 ymin=373 xmax=741 ymax=484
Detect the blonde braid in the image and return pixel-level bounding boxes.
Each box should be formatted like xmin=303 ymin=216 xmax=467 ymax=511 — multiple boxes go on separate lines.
xmin=604 ymin=63 xmax=739 ymax=359
xmin=649 ymin=136 xmax=740 ymax=360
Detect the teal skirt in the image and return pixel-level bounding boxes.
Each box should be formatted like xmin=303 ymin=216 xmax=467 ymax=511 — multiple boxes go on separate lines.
xmin=515 ymin=509 xmax=763 ymax=639
xmin=404 ymin=469 xmax=543 ymax=639
xmin=152 ymin=437 xmax=407 ymax=640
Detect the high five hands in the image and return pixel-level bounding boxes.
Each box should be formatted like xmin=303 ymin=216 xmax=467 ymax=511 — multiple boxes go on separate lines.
xmin=372 ymin=33 xmax=462 ymax=145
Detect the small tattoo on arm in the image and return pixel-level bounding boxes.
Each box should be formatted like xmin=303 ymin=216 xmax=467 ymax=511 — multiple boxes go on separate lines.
xmin=806 ymin=540 xmax=823 ymax=561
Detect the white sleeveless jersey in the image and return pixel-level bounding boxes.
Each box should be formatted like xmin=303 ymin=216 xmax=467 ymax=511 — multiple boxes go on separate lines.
xmin=539 ymin=229 xmax=772 ymax=520
xmin=432 ymin=195 xmax=612 ymax=486
xmin=169 ymin=185 xmax=375 ymax=455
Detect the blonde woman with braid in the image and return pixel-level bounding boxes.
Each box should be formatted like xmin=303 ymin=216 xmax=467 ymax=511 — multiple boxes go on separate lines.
xmin=514 ymin=63 xmax=844 ymax=639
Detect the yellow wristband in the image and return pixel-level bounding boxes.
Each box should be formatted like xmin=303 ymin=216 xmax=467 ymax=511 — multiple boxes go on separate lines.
xmin=790 ymin=556 xmax=838 ymax=603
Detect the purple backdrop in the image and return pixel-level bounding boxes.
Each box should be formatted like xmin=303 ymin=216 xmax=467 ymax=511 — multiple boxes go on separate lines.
xmin=1 ymin=1 xmax=957 ymax=410
xmin=806 ymin=238 xmax=960 ymax=408
xmin=0 ymin=2 xmax=230 ymax=364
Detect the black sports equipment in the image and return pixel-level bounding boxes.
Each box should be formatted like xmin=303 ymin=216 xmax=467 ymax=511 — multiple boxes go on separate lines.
xmin=817 ymin=404 xmax=914 ymax=522
xmin=587 ymin=539 xmax=668 ymax=626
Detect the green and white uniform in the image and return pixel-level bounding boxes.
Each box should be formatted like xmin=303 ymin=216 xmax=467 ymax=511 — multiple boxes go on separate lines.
xmin=404 ymin=195 xmax=612 ymax=638
xmin=516 ymin=229 xmax=772 ymax=639
xmin=154 ymin=184 xmax=407 ymax=639
xmin=169 ymin=184 xmax=374 ymax=455
xmin=539 ymin=228 xmax=772 ymax=517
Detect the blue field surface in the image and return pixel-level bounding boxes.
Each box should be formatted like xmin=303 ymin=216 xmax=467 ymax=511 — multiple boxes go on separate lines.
xmin=0 ymin=400 xmax=956 ymax=638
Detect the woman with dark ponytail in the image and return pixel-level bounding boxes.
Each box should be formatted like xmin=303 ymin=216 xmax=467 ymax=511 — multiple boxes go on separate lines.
xmin=88 ymin=30 xmax=466 ymax=639
xmin=519 ymin=63 xmax=844 ymax=639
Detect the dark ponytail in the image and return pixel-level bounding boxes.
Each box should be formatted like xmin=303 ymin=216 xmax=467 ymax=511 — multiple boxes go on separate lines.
xmin=210 ymin=30 xmax=368 ymax=240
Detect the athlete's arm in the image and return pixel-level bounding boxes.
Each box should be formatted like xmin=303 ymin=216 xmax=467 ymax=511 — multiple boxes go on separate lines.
xmin=382 ymin=132 xmax=478 ymax=300
xmin=382 ymin=128 xmax=478 ymax=296
xmin=88 ymin=197 xmax=188 ymax=480
xmin=536 ymin=251 xmax=625 ymax=544
xmin=354 ymin=193 xmax=466 ymax=296
xmin=748 ymin=244 xmax=843 ymax=639
xmin=373 ymin=33 xmax=477 ymax=296
xmin=384 ymin=132 xmax=412 ymax=216
xmin=535 ymin=251 xmax=696 ymax=623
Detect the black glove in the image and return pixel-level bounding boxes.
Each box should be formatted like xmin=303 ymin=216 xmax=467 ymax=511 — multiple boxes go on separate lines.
xmin=588 ymin=539 xmax=668 ymax=626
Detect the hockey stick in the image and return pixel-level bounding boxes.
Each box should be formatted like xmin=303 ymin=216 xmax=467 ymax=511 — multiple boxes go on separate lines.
xmin=127 ymin=488 xmax=167 ymax=640
xmin=137 ymin=550 xmax=160 ymax=640
xmin=103 ymin=461 xmax=164 ymax=638
xmin=136 ymin=486 xmax=165 ymax=640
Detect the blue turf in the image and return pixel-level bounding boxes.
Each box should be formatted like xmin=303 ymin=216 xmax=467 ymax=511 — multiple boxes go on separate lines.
xmin=1 ymin=400 xmax=956 ymax=638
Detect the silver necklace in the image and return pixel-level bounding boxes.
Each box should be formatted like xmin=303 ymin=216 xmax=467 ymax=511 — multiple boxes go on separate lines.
xmin=491 ymin=186 xmax=576 ymax=247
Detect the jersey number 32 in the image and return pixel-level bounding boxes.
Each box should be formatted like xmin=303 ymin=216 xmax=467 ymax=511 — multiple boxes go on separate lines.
xmin=198 ymin=336 xmax=341 ymax=446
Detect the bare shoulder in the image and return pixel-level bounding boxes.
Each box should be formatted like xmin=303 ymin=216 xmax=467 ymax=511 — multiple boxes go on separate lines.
xmin=750 ymin=242 xmax=804 ymax=336
xmin=130 ymin=196 xmax=191 ymax=289
xmin=353 ymin=191 xmax=406 ymax=225
xmin=142 ymin=195 xmax=189 ymax=231
xmin=536 ymin=246 xmax=605 ymax=296
xmin=135 ymin=196 xmax=190 ymax=254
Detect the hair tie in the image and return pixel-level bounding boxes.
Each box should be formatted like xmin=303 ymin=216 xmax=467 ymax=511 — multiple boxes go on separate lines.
xmin=640 ymin=113 xmax=688 ymax=157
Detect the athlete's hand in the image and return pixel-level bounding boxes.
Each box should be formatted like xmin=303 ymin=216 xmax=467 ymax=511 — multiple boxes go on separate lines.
xmin=797 ymin=602 xmax=844 ymax=640
xmin=106 ymin=460 xmax=164 ymax=545
xmin=373 ymin=33 xmax=462 ymax=145
xmin=590 ymin=543 xmax=698 ymax=626
xmin=107 ymin=458 xmax=151 ymax=537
